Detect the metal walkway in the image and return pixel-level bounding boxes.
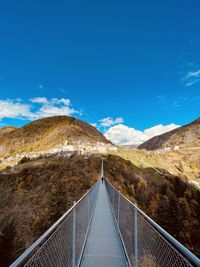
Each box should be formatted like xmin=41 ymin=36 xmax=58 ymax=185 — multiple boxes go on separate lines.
xmin=80 ymin=182 xmax=127 ymax=267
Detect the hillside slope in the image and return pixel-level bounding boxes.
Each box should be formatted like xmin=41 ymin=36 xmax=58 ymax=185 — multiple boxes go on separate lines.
xmin=138 ymin=117 xmax=200 ymax=150
xmin=0 ymin=116 xmax=110 ymax=158
xmin=0 ymin=126 xmax=18 ymax=137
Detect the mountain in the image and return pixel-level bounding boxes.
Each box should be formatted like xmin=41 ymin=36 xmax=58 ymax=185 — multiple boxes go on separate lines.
xmin=0 ymin=116 xmax=110 ymax=158
xmin=138 ymin=117 xmax=200 ymax=150
xmin=0 ymin=126 xmax=18 ymax=137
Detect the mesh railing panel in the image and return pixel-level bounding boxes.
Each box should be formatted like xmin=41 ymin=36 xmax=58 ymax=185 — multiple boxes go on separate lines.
xmin=75 ymin=194 xmax=88 ymax=265
xmin=137 ymin=213 xmax=193 ymax=267
xmin=13 ymin=180 xmax=100 ymax=267
xmin=105 ymin=180 xmax=194 ymax=267
xmin=25 ymin=212 xmax=73 ymax=267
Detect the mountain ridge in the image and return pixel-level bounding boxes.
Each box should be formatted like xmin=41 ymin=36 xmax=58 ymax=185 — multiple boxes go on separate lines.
xmin=138 ymin=117 xmax=200 ymax=150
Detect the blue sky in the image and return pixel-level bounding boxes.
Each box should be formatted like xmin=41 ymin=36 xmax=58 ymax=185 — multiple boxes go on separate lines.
xmin=0 ymin=0 xmax=200 ymax=144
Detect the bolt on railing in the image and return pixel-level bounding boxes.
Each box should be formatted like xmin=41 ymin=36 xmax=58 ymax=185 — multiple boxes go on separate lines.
xmin=105 ymin=179 xmax=200 ymax=267
xmin=10 ymin=180 xmax=100 ymax=267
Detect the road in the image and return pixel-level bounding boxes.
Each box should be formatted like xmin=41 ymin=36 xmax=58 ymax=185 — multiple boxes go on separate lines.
xmin=140 ymin=155 xmax=164 ymax=175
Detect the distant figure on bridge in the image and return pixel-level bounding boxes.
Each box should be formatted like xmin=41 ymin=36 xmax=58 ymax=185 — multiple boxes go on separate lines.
xmin=101 ymin=177 xmax=104 ymax=184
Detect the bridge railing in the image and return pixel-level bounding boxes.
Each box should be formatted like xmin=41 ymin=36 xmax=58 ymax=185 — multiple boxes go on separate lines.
xmin=10 ymin=180 xmax=100 ymax=267
xmin=105 ymin=179 xmax=200 ymax=267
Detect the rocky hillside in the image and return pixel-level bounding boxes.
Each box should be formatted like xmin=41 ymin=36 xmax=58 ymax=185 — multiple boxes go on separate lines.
xmin=0 ymin=126 xmax=17 ymax=137
xmin=138 ymin=117 xmax=200 ymax=150
xmin=0 ymin=116 xmax=110 ymax=158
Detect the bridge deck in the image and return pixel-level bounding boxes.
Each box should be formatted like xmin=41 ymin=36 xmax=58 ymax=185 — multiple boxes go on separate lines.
xmin=80 ymin=181 xmax=127 ymax=267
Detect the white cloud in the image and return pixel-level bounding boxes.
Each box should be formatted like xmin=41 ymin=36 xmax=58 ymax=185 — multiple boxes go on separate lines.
xmin=31 ymin=97 xmax=49 ymax=104
xmin=115 ymin=117 xmax=124 ymax=124
xmin=51 ymin=98 xmax=70 ymax=106
xmin=105 ymin=124 xmax=144 ymax=145
xmin=104 ymin=123 xmax=180 ymax=146
xmin=59 ymin=88 xmax=66 ymax=94
xmin=90 ymin=123 xmax=97 ymax=127
xmin=182 ymin=68 xmax=200 ymax=87
xmin=0 ymin=100 xmax=33 ymax=120
xmin=99 ymin=117 xmax=124 ymax=127
xmin=33 ymin=101 xmax=76 ymax=119
xmin=143 ymin=123 xmax=180 ymax=140
xmin=186 ymin=69 xmax=200 ymax=78
xmin=0 ymin=97 xmax=78 ymax=121
xmin=173 ymin=101 xmax=181 ymax=108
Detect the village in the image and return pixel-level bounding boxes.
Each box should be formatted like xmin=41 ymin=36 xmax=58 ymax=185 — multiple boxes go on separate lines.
xmin=0 ymin=141 xmax=118 ymax=166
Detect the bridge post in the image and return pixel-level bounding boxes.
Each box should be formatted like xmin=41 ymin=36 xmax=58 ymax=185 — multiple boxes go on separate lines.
xmin=72 ymin=201 xmax=76 ymax=267
xmin=134 ymin=203 xmax=138 ymax=267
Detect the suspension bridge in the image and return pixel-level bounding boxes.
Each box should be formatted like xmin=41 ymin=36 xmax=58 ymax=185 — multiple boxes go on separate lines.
xmin=11 ymin=160 xmax=200 ymax=267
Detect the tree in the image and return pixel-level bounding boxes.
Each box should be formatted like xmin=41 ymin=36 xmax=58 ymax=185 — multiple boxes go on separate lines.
xmin=147 ymin=192 xmax=158 ymax=217
xmin=155 ymin=195 xmax=170 ymax=230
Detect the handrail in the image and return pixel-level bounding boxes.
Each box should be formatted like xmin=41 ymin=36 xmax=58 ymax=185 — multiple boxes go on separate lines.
xmin=10 ymin=179 xmax=100 ymax=267
xmin=105 ymin=179 xmax=200 ymax=267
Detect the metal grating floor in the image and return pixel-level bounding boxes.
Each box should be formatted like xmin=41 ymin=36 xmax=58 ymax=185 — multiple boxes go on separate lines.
xmin=80 ymin=182 xmax=127 ymax=267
